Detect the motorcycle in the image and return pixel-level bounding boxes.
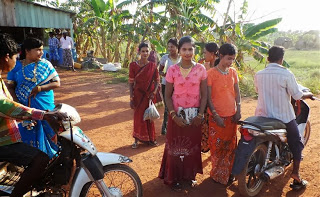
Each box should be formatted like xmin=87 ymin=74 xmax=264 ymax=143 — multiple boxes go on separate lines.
xmin=232 ymin=86 xmax=315 ymax=197
xmin=0 ymin=104 xmax=143 ymax=197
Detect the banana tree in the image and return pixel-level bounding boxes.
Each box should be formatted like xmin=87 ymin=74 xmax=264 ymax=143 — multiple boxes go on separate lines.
xmin=214 ymin=17 xmax=284 ymax=68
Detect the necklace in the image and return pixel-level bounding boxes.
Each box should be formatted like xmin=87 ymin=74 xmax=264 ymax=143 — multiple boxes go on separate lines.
xmin=22 ymin=60 xmax=38 ymax=83
xmin=138 ymin=60 xmax=148 ymax=67
xmin=216 ymin=65 xmax=229 ymax=75
xmin=179 ymin=62 xmax=194 ymax=78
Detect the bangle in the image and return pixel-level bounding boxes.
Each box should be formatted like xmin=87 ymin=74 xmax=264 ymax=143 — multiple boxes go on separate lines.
xmin=172 ymin=114 xmax=176 ymax=120
xmin=169 ymin=110 xmax=175 ymax=116
xmin=197 ymin=113 xmax=204 ymax=118
xmin=37 ymin=86 xmax=41 ymax=92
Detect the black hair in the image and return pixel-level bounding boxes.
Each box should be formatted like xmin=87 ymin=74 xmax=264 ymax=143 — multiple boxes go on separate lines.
xmin=214 ymin=43 xmax=237 ymax=66
xmin=205 ymin=42 xmax=219 ymax=56
xmin=20 ymin=37 xmax=43 ymax=60
xmin=178 ymin=36 xmax=195 ymax=52
xmin=167 ymin=37 xmax=178 ymax=48
xmin=268 ymin=46 xmax=285 ymax=62
xmin=0 ymin=33 xmax=19 ymax=58
xmin=138 ymin=41 xmax=150 ymax=51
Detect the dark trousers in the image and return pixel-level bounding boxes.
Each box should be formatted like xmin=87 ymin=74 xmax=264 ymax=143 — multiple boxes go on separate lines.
xmin=285 ymin=119 xmax=304 ymax=161
xmin=161 ymin=84 xmax=168 ymax=134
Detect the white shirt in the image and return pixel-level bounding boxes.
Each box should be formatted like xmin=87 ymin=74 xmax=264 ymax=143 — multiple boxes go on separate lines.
xmin=159 ymin=54 xmax=180 ymax=85
xmin=60 ymin=36 xmax=73 ymax=49
xmin=254 ymin=63 xmax=303 ymax=123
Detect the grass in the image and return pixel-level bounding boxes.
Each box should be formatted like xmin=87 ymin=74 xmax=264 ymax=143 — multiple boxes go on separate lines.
xmin=102 ymin=68 xmax=129 ymax=84
xmin=241 ymin=49 xmax=320 ymax=97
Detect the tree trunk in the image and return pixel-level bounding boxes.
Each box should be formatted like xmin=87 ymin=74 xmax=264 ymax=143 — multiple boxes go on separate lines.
xmin=100 ymin=27 xmax=107 ymax=59
xmin=220 ymin=0 xmax=233 ymax=44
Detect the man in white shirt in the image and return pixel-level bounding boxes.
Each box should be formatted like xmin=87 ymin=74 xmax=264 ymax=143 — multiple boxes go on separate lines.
xmin=254 ymin=46 xmax=313 ymax=189
xmin=60 ymin=31 xmax=75 ymax=71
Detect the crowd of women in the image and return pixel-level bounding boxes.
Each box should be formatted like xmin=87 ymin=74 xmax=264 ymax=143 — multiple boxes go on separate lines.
xmin=129 ymin=36 xmax=241 ymax=191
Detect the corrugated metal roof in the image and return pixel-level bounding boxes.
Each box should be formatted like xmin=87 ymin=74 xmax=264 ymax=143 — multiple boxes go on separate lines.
xmin=0 ymin=0 xmax=74 ymax=29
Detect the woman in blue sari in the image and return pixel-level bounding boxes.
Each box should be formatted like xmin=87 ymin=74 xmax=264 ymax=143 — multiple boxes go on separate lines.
xmin=7 ymin=38 xmax=60 ymax=159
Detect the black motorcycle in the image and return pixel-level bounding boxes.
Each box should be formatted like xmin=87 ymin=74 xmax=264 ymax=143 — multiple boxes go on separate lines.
xmin=232 ymin=87 xmax=315 ymax=197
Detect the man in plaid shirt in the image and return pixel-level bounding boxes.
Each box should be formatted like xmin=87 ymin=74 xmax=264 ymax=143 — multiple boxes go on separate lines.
xmin=0 ymin=33 xmax=66 ymax=196
xmin=48 ymin=32 xmax=60 ymax=67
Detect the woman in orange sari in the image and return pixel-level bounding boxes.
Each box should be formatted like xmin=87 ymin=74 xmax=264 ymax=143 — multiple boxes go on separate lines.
xmin=129 ymin=42 xmax=160 ymax=149
xmin=199 ymin=42 xmax=219 ymax=152
xmin=207 ymin=43 xmax=241 ymax=185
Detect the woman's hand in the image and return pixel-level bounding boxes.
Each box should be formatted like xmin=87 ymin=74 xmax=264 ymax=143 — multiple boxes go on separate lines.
xmin=232 ymin=110 xmax=241 ymax=123
xmin=159 ymin=71 xmax=166 ymax=77
xmin=130 ymin=100 xmax=135 ymax=109
xmin=30 ymin=86 xmax=41 ymax=97
xmin=148 ymin=91 xmax=156 ymax=100
xmin=173 ymin=116 xmax=187 ymax=127
xmin=213 ymin=115 xmax=225 ymax=128
xmin=191 ymin=116 xmax=202 ymax=127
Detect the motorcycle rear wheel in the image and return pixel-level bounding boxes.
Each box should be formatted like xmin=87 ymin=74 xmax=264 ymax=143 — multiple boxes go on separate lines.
xmin=302 ymin=120 xmax=311 ymax=146
xmin=237 ymin=144 xmax=267 ymax=197
xmin=80 ymin=164 xmax=143 ymax=197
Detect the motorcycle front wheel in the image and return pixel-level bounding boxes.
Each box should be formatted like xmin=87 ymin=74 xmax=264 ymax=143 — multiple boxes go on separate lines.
xmin=80 ymin=164 xmax=143 ymax=197
xmin=237 ymin=144 xmax=267 ymax=197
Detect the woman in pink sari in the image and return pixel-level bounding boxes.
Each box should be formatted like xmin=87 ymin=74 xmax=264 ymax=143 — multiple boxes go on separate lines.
xmin=159 ymin=36 xmax=207 ymax=191
xmin=129 ymin=42 xmax=160 ymax=149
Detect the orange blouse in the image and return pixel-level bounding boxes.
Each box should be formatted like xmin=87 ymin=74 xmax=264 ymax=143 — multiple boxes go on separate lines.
xmin=207 ymin=67 xmax=238 ymax=117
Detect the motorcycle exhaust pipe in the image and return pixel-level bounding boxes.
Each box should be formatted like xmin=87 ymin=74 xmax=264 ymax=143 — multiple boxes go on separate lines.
xmin=261 ymin=166 xmax=285 ymax=181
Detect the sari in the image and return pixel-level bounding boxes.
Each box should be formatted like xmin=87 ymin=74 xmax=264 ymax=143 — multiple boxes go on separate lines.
xmin=7 ymin=59 xmax=59 ymax=159
xmin=129 ymin=62 xmax=159 ymax=142
xmin=208 ymin=116 xmax=237 ymax=184
xmin=207 ymin=67 xmax=239 ymax=184
xmin=158 ymin=64 xmax=207 ymax=185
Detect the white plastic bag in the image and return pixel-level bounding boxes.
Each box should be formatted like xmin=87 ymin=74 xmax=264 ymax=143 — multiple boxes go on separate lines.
xmin=177 ymin=107 xmax=199 ymax=125
xmin=102 ymin=62 xmax=121 ymax=71
xmin=143 ymin=100 xmax=160 ymax=121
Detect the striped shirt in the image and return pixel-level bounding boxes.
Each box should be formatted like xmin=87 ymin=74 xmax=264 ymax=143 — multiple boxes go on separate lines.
xmin=0 ymin=79 xmax=44 ymax=146
xmin=254 ymin=63 xmax=303 ymax=123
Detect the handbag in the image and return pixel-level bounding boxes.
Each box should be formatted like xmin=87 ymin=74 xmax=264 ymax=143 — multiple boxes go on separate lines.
xmin=177 ymin=107 xmax=199 ymax=125
xmin=143 ymin=100 xmax=160 ymax=121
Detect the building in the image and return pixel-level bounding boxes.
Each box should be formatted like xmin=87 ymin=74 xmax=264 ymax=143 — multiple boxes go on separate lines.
xmin=0 ymin=0 xmax=74 ymax=44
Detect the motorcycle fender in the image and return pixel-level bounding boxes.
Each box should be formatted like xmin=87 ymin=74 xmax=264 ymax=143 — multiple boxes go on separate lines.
xmin=232 ymin=137 xmax=257 ymax=175
xmin=69 ymin=152 xmax=132 ymax=197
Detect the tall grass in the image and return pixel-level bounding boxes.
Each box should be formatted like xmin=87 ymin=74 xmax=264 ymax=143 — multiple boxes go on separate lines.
xmin=241 ymin=50 xmax=320 ymax=97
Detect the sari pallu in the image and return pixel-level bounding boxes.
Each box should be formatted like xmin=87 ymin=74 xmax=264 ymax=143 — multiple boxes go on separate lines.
xmin=208 ymin=115 xmax=237 ymax=185
xmin=158 ymin=116 xmax=203 ymax=185
xmin=129 ymin=62 xmax=159 ymax=142
xmin=8 ymin=59 xmax=59 ymax=159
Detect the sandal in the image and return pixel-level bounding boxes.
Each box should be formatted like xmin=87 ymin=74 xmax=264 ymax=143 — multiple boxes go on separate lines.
xmin=131 ymin=142 xmax=138 ymax=149
xmin=227 ymin=174 xmax=236 ymax=185
xmin=171 ymin=183 xmax=182 ymax=192
xmin=149 ymin=141 xmax=159 ymax=147
xmin=290 ymin=179 xmax=308 ymax=190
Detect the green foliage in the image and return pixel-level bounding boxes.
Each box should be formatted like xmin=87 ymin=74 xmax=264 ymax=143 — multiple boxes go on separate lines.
xmin=242 ymin=50 xmax=320 ymax=96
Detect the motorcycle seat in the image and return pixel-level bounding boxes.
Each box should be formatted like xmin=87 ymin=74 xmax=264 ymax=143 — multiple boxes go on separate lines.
xmin=242 ymin=116 xmax=286 ymax=130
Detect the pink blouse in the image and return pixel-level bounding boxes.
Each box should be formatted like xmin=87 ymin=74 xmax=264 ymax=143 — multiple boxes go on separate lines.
xmin=166 ymin=63 xmax=207 ymax=111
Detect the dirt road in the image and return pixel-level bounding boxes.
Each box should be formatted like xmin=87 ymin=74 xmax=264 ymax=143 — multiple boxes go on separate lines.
xmin=55 ymin=70 xmax=320 ymax=197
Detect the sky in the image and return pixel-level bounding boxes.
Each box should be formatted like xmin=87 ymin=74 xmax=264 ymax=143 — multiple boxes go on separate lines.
xmin=213 ymin=0 xmax=320 ymax=31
